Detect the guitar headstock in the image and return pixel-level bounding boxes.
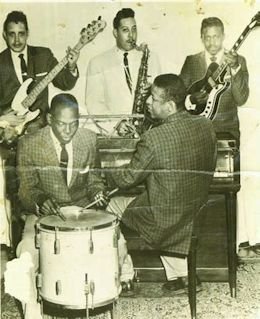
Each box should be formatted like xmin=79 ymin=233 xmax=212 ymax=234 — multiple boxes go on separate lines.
xmin=250 ymin=11 xmax=260 ymax=28
xmin=78 ymin=17 xmax=106 ymax=48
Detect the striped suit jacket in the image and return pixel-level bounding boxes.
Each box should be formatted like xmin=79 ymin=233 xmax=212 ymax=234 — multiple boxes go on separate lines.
xmin=180 ymin=51 xmax=249 ymax=140
xmin=17 ymin=126 xmax=104 ymax=213
xmin=107 ymin=111 xmax=217 ymax=255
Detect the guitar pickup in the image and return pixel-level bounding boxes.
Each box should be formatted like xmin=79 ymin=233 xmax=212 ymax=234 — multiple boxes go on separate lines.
xmin=208 ymin=77 xmax=217 ymax=88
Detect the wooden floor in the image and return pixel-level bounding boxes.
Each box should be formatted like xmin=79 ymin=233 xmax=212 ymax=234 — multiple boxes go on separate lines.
xmin=129 ymin=194 xmax=229 ymax=282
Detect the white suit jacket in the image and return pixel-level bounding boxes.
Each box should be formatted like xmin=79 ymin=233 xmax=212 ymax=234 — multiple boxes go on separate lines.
xmin=85 ymin=46 xmax=161 ymax=115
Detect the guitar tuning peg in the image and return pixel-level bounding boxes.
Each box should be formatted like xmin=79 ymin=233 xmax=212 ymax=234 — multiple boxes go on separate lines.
xmin=87 ymin=23 xmax=91 ymax=28
xmin=98 ymin=16 xmax=101 ymax=20
xmin=81 ymin=27 xmax=86 ymax=33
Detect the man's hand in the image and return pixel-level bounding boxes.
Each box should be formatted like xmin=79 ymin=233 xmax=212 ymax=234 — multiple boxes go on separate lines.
xmin=224 ymin=51 xmax=239 ymax=70
xmin=190 ymin=90 xmax=209 ymax=105
xmin=66 ymin=46 xmax=80 ymax=72
xmin=39 ymin=198 xmax=61 ymax=216
xmin=117 ymin=119 xmax=135 ymax=137
xmin=94 ymin=191 xmax=110 ymax=209
xmin=1 ymin=112 xmax=25 ymax=127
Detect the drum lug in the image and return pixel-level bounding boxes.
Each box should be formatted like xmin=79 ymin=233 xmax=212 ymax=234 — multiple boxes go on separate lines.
xmin=36 ymin=273 xmax=42 ymax=303
xmin=113 ymin=231 xmax=118 ymax=248
xmin=115 ymin=272 xmax=120 ymax=288
xmin=54 ymin=227 xmax=60 ymax=254
xmin=89 ymin=280 xmax=95 ymax=309
xmin=35 ymin=223 xmax=40 ymax=249
xmin=55 ymin=280 xmax=62 ymax=295
xmin=89 ymin=229 xmax=94 ymax=254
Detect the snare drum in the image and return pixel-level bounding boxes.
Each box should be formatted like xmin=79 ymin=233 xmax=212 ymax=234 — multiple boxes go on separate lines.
xmin=35 ymin=207 xmax=120 ymax=309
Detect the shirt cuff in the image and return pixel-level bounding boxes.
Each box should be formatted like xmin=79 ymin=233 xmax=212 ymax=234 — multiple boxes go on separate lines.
xmin=185 ymin=95 xmax=196 ymax=111
xmin=230 ymin=64 xmax=241 ymax=76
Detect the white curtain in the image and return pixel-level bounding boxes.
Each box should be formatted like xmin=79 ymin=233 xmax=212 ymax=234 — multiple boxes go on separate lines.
xmin=237 ymin=107 xmax=260 ymax=246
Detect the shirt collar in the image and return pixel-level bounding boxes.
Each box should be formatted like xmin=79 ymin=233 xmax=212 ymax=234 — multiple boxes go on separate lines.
xmin=11 ymin=45 xmax=28 ymax=63
xmin=205 ymin=48 xmax=225 ymax=66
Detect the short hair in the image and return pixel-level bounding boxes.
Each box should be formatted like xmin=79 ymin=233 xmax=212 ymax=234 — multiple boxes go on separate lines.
xmin=3 ymin=11 xmax=28 ymax=32
xmin=49 ymin=93 xmax=79 ymax=116
xmin=113 ymin=8 xmax=135 ymax=29
xmin=153 ymin=74 xmax=187 ymax=111
xmin=200 ymin=17 xmax=224 ymax=36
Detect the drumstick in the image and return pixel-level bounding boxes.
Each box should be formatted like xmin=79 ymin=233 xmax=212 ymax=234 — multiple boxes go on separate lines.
xmin=80 ymin=188 xmax=119 ymax=211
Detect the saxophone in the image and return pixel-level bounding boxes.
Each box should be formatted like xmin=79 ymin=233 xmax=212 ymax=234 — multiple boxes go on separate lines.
xmin=116 ymin=43 xmax=151 ymax=138
xmin=132 ymin=43 xmax=150 ymax=115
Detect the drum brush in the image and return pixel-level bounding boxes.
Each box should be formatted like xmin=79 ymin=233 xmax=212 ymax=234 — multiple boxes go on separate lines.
xmin=80 ymin=188 xmax=119 ymax=212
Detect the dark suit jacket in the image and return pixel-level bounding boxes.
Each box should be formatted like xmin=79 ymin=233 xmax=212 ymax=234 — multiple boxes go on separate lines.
xmin=107 ymin=111 xmax=217 ymax=255
xmin=17 ymin=126 xmax=104 ymax=213
xmin=180 ymin=51 xmax=249 ymax=140
xmin=0 ymin=46 xmax=78 ymax=126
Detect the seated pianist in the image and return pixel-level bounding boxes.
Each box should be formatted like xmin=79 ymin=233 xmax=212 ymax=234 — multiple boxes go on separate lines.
xmin=106 ymin=74 xmax=217 ymax=294
xmin=12 ymin=93 xmax=135 ymax=319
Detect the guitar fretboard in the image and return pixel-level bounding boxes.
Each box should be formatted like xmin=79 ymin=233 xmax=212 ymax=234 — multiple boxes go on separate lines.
xmin=20 ymin=28 xmax=96 ymax=109
xmin=213 ymin=19 xmax=257 ymax=81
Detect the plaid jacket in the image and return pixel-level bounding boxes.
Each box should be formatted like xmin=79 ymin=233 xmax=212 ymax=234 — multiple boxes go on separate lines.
xmin=180 ymin=51 xmax=249 ymax=138
xmin=108 ymin=111 xmax=217 ymax=255
xmin=17 ymin=126 xmax=104 ymax=213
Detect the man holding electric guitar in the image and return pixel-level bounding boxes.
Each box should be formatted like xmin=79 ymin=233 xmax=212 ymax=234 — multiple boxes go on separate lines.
xmin=0 ymin=10 xmax=80 ymax=143
xmin=180 ymin=16 xmax=251 ymax=142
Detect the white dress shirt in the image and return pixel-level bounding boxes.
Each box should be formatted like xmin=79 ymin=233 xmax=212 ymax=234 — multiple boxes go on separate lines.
xmin=50 ymin=128 xmax=73 ymax=186
xmin=86 ymin=46 xmax=161 ymax=115
xmin=11 ymin=46 xmax=28 ymax=84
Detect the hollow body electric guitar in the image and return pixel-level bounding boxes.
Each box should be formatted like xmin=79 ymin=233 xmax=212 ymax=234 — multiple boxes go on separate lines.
xmin=11 ymin=17 xmax=106 ymax=135
xmin=188 ymin=12 xmax=260 ymax=120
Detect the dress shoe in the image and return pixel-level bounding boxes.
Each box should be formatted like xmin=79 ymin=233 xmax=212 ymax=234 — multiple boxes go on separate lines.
xmin=162 ymin=277 xmax=186 ymax=294
xmin=120 ymin=280 xmax=135 ymax=297
xmin=162 ymin=276 xmax=202 ymax=294
xmin=181 ymin=276 xmax=203 ymax=293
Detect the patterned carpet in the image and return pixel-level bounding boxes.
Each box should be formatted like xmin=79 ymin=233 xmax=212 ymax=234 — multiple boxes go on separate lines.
xmin=1 ymin=263 xmax=260 ymax=319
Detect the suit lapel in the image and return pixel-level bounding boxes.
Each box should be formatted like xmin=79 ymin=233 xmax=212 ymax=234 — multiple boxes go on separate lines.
xmin=199 ymin=52 xmax=207 ymax=76
xmin=41 ymin=128 xmax=68 ymax=188
xmin=5 ymin=49 xmax=21 ymax=86
xmin=27 ymin=46 xmax=35 ymax=78
xmin=69 ymin=132 xmax=87 ymax=188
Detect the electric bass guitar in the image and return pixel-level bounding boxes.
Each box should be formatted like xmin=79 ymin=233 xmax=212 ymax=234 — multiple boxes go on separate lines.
xmin=11 ymin=17 xmax=106 ymax=135
xmin=187 ymin=12 xmax=260 ymax=120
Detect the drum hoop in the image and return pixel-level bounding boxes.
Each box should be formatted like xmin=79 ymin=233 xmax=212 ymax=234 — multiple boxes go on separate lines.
xmin=41 ymin=296 xmax=119 ymax=310
xmin=39 ymin=219 xmax=117 ymax=232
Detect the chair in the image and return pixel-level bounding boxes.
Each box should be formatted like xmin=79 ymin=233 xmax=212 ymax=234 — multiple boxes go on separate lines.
xmin=121 ymin=224 xmax=198 ymax=319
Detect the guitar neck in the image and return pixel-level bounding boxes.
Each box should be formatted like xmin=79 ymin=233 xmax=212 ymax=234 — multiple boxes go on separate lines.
xmin=213 ymin=23 xmax=254 ymax=81
xmin=22 ymin=41 xmax=83 ymax=109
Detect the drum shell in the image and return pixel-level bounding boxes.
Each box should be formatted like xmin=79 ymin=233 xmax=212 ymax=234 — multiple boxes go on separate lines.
xmin=38 ymin=219 xmax=120 ymax=309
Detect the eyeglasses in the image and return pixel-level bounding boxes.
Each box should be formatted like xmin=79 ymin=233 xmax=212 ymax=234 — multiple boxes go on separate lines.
xmin=51 ymin=116 xmax=79 ymax=129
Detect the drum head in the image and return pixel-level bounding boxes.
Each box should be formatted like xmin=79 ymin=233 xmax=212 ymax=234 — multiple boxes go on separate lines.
xmin=39 ymin=207 xmax=116 ymax=231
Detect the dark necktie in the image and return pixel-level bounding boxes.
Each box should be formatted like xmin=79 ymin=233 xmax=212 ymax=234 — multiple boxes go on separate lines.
xmin=18 ymin=53 xmax=28 ymax=82
xmin=60 ymin=143 xmax=68 ymax=183
xmin=123 ymin=52 xmax=132 ymax=94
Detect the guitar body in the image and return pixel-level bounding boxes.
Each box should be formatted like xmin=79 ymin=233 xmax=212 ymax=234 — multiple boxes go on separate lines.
xmin=187 ymin=62 xmax=230 ymax=120
xmin=11 ymin=78 xmax=40 ymax=135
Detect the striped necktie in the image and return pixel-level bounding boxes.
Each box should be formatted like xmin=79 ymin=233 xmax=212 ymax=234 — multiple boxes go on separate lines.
xmin=123 ymin=52 xmax=132 ymax=94
xmin=60 ymin=143 xmax=68 ymax=183
xmin=18 ymin=53 xmax=28 ymax=82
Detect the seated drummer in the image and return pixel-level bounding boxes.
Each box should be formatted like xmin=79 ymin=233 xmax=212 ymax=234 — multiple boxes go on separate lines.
xmin=107 ymin=74 xmax=217 ymax=294
xmin=16 ymin=93 xmax=134 ymax=318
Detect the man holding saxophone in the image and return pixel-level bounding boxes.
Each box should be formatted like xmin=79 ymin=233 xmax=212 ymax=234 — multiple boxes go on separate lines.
xmin=85 ymin=8 xmax=161 ymax=133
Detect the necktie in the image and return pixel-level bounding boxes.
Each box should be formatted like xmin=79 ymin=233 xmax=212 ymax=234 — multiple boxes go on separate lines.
xmin=60 ymin=143 xmax=68 ymax=183
xmin=123 ymin=52 xmax=132 ymax=94
xmin=18 ymin=53 xmax=28 ymax=82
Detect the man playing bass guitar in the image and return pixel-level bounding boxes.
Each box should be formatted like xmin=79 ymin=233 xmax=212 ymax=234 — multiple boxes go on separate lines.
xmin=180 ymin=17 xmax=249 ymax=142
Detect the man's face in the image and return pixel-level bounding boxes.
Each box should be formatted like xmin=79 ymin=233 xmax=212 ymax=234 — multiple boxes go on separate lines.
xmin=49 ymin=106 xmax=79 ymax=144
xmin=147 ymin=85 xmax=169 ymax=120
xmin=201 ymin=26 xmax=224 ymax=56
xmin=4 ymin=22 xmax=28 ymax=53
xmin=114 ymin=17 xmax=137 ymax=51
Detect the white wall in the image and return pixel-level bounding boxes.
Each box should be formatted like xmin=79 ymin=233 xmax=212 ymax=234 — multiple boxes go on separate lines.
xmin=1 ymin=0 xmax=260 ymax=114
